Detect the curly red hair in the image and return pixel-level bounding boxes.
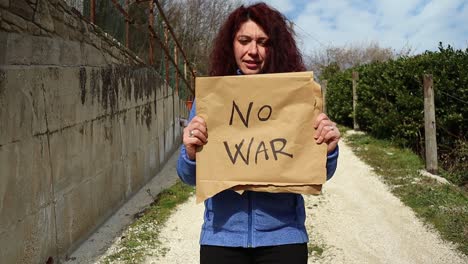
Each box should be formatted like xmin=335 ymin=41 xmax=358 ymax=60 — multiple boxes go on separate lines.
xmin=209 ymin=2 xmax=306 ymax=76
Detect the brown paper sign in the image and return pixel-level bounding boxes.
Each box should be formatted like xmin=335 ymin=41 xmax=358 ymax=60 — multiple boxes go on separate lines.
xmin=195 ymin=72 xmax=327 ymax=203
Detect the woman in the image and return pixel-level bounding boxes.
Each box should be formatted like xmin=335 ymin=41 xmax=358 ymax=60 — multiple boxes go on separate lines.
xmin=177 ymin=3 xmax=340 ymax=263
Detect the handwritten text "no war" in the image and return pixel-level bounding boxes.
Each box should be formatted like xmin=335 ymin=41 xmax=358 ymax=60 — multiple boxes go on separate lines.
xmin=223 ymin=101 xmax=293 ymax=165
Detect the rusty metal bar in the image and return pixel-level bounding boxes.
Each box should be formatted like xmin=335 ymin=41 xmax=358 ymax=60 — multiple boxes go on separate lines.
xmin=125 ymin=0 xmax=130 ymax=49
xmin=149 ymin=25 xmax=194 ymax=95
xmin=164 ymin=27 xmax=169 ymax=85
xmin=153 ymin=0 xmax=196 ymax=79
xmin=103 ymin=0 xmax=195 ymax=93
xmin=175 ymin=46 xmax=179 ymax=95
xmin=148 ymin=0 xmax=154 ymax=64
xmin=110 ymin=0 xmax=134 ymax=23
xmin=90 ymin=0 xmax=96 ymax=23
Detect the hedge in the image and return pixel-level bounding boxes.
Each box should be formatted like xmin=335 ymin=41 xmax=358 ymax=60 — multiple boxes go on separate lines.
xmin=324 ymin=44 xmax=468 ymax=185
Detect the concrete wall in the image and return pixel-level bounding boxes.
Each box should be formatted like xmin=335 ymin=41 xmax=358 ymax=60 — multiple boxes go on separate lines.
xmin=0 ymin=1 xmax=188 ymax=263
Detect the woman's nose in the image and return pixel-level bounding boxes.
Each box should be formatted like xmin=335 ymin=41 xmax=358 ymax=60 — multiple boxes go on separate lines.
xmin=248 ymin=42 xmax=258 ymax=55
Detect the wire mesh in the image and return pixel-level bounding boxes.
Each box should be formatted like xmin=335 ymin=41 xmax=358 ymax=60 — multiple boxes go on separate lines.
xmin=79 ymin=0 xmax=194 ymax=101
xmin=64 ymin=0 xmax=84 ymax=13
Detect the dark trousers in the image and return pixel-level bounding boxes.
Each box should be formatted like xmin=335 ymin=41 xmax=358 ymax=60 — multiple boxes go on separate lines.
xmin=200 ymin=243 xmax=308 ymax=264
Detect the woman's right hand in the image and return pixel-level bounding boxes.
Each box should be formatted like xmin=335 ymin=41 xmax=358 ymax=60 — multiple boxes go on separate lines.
xmin=183 ymin=115 xmax=208 ymax=160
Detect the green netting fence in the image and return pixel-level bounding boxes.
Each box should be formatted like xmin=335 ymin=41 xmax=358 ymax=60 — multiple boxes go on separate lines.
xmin=81 ymin=0 xmax=194 ymax=101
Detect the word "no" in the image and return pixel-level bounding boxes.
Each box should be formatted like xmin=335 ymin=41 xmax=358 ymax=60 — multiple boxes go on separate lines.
xmin=229 ymin=101 xmax=272 ymax=128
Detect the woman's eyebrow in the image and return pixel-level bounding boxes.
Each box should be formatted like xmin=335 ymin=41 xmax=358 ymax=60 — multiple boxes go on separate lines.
xmin=237 ymin=35 xmax=268 ymax=40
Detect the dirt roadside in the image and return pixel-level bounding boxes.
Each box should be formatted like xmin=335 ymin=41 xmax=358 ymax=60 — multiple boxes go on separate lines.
xmin=68 ymin=141 xmax=467 ymax=264
xmin=146 ymin=141 xmax=467 ymax=264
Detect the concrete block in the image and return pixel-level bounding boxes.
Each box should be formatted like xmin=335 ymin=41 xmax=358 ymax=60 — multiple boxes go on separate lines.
xmin=6 ymin=33 xmax=32 ymax=64
xmin=145 ymin=140 xmax=160 ymax=181
xmin=164 ymin=94 xmax=174 ymax=132
xmin=53 ymin=19 xmax=68 ymax=40
xmin=127 ymin=149 xmax=145 ymax=193
xmin=87 ymin=119 xmax=113 ymax=177
xmin=63 ymin=12 xmax=78 ymax=29
xmin=0 ymin=32 xmax=6 ymax=64
xmin=49 ymin=1 xmax=64 ymax=21
xmin=82 ymin=43 xmax=106 ymax=66
xmin=0 ymin=0 xmax=9 ymax=9
xmin=26 ymin=21 xmax=42 ymax=35
xmin=174 ymin=96 xmax=182 ymax=141
xmin=34 ymin=0 xmax=55 ymax=32
xmin=8 ymin=0 xmax=33 ymax=22
xmin=31 ymin=36 xmax=61 ymax=65
xmin=91 ymin=161 xmax=126 ymax=219
xmin=0 ymin=68 xmax=47 ymax=145
xmin=156 ymin=97 xmax=165 ymax=130
xmin=68 ymin=22 xmax=85 ymax=43
xmin=164 ymin=95 xmax=175 ymax=158
xmin=0 ymin=20 xmax=13 ymax=32
xmin=48 ymin=126 xmax=88 ymax=197
xmin=108 ymin=115 xmax=123 ymax=163
xmin=55 ymin=178 xmax=97 ymax=256
xmin=165 ymin=126 xmax=174 ymax=163
xmin=159 ymin=134 xmax=165 ymax=166
xmin=115 ymin=67 xmax=136 ymax=110
xmin=42 ymin=67 xmax=108 ymax=132
xmin=163 ymin=82 xmax=169 ymax=98
xmin=0 ymin=136 xmax=53 ymax=234
xmin=87 ymin=31 xmax=102 ymax=50
xmin=41 ymin=67 xmax=80 ymax=132
xmin=79 ymin=121 xmax=94 ymax=178
xmin=119 ymin=108 xmax=135 ymax=159
xmin=0 ymin=204 xmax=56 ymax=264
xmin=59 ymin=39 xmax=82 ymax=66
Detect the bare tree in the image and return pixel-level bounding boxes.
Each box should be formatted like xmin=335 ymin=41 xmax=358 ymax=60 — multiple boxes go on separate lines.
xmin=305 ymin=41 xmax=413 ymax=78
xmin=162 ymin=0 xmax=242 ymax=75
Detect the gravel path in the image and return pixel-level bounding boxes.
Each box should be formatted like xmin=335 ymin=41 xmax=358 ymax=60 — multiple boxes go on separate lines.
xmin=146 ymin=140 xmax=467 ymax=264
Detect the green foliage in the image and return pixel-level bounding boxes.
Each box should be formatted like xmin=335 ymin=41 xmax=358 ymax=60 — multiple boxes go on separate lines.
xmin=325 ymin=44 xmax=468 ymax=184
xmin=104 ymin=181 xmax=194 ymax=263
xmin=326 ymin=69 xmax=353 ymax=127
xmin=320 ymin=62 xmax=341 ymax=80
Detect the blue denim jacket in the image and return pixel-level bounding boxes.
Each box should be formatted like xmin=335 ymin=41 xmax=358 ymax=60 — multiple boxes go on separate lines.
xmin=177 ymin=101 xmax=339 ymax=247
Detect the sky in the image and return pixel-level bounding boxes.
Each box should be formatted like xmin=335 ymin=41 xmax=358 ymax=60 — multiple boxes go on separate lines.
xmin=246 ymin=0 xmax=468 ymax=55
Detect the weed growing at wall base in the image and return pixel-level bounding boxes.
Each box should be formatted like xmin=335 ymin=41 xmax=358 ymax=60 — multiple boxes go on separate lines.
xmin=104 ymin=180 xmax=194 ymax=264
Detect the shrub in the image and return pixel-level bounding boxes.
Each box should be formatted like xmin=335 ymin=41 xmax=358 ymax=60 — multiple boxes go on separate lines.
xmin=325 ymin=44 xmax=468 ymax=184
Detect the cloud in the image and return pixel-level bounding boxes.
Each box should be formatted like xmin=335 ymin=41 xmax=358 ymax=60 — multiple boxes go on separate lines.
xmin=259 ymin=0 xmax=467 ymax=54
xmin=259 ymin=0 xmax=295 ymax=13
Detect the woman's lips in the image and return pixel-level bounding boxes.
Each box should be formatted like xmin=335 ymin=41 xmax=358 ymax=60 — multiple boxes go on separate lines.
xmin=244 ymin=60 xmax=261 ymax=69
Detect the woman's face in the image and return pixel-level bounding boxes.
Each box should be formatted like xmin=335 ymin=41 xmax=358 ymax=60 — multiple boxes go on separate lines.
xmin=233 ymin=20 xmax=269 ymax=75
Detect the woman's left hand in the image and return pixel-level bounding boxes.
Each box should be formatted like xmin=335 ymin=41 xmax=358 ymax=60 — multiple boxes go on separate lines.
xmin=314 ymin=113 xmax=341 ymax=154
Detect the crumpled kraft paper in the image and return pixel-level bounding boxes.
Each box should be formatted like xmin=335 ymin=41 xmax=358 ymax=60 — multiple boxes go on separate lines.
xmin=195 ymin=71 xmax=326 ymax=203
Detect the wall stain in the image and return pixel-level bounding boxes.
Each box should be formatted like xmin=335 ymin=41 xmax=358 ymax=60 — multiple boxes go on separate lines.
xmin=100 ymin=67 xmax=112 ymax=111
xmin=49 ymin=67 xmax=60 ymax=80
xmin=84 ymin=66 xmax=164 ymax=129
xmin=104 ymin=125 xmax=113 ymax=142
xmin=135 ymin=106 xmax=140 ymax=125
xmin=0 ymin=69 xmax=6 ymax=111
xmin=115 ymin=66 xmax=131 ymax=101
xmin=0 ymin=69 xmax=6 ymax=97
xmin=90 ymin=69 xmax=99 ymax=105
xmin=79 ymin=67 xmax=86 ymax=105
xmin=143 ymin=104 xmax=152 ymax=130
